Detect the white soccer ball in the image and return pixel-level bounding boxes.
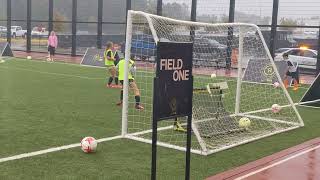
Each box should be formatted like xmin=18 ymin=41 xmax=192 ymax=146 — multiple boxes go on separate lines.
xmin=273 ymin=82 xmax=280 ymax=88
xmin=81 ymin=137 xmax=98 ymax=153
xmin=27 ymin=56 xmax=32 ymax=60
xmin=239 ymin=117 xmax=251 ymax=129
xmin=211 ymin=73 xmax=217 ymax=78
xmin=271 ymin=104 xmax=281 ymax=113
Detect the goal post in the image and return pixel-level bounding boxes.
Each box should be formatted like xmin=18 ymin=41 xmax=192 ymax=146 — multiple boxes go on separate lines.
xmin=122 ymin=10 xmax=304 ymax=156
xmin=235 ymin=27 xmax=244 ymax=115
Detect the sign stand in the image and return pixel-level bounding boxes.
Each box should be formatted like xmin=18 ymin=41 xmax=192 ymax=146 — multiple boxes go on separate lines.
xmin=151 ymin=42 xmax=193 ymax=180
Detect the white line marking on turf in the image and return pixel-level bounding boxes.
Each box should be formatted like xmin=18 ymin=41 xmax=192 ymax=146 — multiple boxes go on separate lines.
xmin=7 ymin=57 xmax=105 ymax=69
xmin=0 ymin=66 xmax=104 ymax=80
xmin=0 ymin=135 xmax=122 ymax=163
xmin=235 ymin=144 xmax=320 ymax=180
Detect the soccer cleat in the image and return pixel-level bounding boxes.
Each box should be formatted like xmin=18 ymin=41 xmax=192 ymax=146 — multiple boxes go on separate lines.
xmin=293 ymin=80 xmax=299 ymax=91
xmin=135 ymin=104 xmax=144 ymax=110
xmin=116 ymin=101 xmax=123 ymax=106
xmin=106 ymin=84 xmax=114 ymax=88
xmin=115 ymin=84 xmax=123 ymax=89
xmin=283 ymin=79 xmax=289 ymax=89
xmin=173 ymin=122 xmax=187 ymax=133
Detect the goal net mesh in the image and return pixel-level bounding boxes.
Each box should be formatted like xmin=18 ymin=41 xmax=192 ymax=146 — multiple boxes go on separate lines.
xmin=123 ymin=11 xmax=303 ymax=155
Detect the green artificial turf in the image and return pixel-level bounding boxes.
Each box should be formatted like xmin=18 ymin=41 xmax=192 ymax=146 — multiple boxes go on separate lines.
xmin=0 ymin=58 xmax=319 ymax=180
xmin=0 ymin=59 xmax=121 ymax=158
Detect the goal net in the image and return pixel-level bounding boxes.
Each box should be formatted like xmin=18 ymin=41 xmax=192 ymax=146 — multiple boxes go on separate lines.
xmin=121 ymin=10 xmax=304 ymax=155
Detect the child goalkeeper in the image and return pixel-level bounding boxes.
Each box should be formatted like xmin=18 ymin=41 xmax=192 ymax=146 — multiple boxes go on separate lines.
xmin=283 ymin=53 xmax=299 ymax=91
xmin=116 ymin=56 xmax=144 ymax=110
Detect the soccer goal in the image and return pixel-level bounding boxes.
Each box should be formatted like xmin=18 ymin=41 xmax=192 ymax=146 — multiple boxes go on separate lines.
xmin=121 ymin=10 xmax=304 ymax=156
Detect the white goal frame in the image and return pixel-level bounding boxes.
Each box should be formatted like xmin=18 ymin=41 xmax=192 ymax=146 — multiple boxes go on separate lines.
xmin=121 ymin=10 xmax=304 ymax=156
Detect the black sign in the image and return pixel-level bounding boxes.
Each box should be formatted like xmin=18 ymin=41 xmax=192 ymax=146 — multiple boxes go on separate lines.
xmin=0 ymin=42 xmax=13 ymax=57
xmin=81 ymin=48 xmax=105 ymax=67
xmin=300 ymin=73 xmax=320 ymax=107
xmin=154 ymin=42 xmax=193 ymax=120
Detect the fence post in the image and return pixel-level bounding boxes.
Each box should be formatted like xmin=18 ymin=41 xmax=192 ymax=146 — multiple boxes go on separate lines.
xmin=27 ymin=0 xmax=31 ymax=52
xmin=7 ymin=0 xmax=11 ymax=44
xmin=157 ymin=0 xmax=162 ymax=16
xmin=270 ymin=0 xmax=279 ymax=58
xmin=71 ymin=0 xmax=77 ymax=56
xmin=97 ymin=0 xmax=103 ymax=49
xmin=48 ymin=0 xmax=53 ymax=33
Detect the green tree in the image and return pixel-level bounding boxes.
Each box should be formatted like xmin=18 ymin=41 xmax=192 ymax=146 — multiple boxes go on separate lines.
xmin=260 ymin=16 xmax=271 ymax=25
xmin=220 ymin=14 xmax=229 ymax=23
xmin=53 ymin=12 xmax=67 ymax=33
xmin=197 ymin=14 xmax=219 ymax=23
xmin=279 ymin=17 xmax=304 ymax=30
xmin=132 ymin=0 xmax=156 ymax=14
xmin=163 ymin=2 xmax=190 ymax=20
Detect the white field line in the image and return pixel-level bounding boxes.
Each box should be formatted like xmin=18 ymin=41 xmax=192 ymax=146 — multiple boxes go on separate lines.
xmin=235 ymin=144 xmax=320 ymax=180
xmin=1 ymin=58 xmax=155 ymax=77
xmin=0 ymin=66 xmax=104 ymax=80
xmin=0 ymin=65 xmax=154 ymax=80
xmin=10 ymin=57 xmax=88 ymax=68
xmin=11 ymin=57 xmax=118 ymax=71
xmin=0 ymin=135 xmax=122 ymax=163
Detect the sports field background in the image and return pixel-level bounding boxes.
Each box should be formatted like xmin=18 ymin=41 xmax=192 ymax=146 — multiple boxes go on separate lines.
xmin=0 ymin=58 xmax=319 ymax=180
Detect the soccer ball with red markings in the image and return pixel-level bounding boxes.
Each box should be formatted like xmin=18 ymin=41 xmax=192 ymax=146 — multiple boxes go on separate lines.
xmin=271 ymin=104 xmax=281 ymax=113
xmin=81 ymin=137 xmax=98 ymax=153
xmin=273 ymin=82 xmax=280 ymax=88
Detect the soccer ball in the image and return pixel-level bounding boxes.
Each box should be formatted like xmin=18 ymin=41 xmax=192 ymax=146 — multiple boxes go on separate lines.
xmin=271 ymin=104 xmax=281 ymax=113
xmin=81 ymin=137 xmax=98 ymax=153
xmin=273 ymin=82 xmax=280 ymax=88
xmin=211 ymin=73 xmax=217 ymax=78
xmin=27 ymin=56 xmax=32 ymax=60
xmin=239 ymin=117 xmax=251 ymax=129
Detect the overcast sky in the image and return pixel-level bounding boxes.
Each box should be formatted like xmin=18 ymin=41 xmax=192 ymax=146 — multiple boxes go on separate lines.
xmin=165 ymin=0 xmax=320 ymax=18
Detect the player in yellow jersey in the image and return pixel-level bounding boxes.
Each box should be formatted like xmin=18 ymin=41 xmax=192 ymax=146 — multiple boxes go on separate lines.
xmin=104 ymin=41 xmax=120 ymax=88
xmin=116 ymin=55 xmax=144 ymax=110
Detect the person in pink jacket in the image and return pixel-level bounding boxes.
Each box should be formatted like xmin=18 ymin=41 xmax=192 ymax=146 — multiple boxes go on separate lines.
xmin=47 ymin=31 xmax=58 ymax=62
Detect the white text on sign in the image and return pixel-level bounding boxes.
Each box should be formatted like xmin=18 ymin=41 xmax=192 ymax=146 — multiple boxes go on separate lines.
xmin=160 ymin=59 xmax=190 ymax=81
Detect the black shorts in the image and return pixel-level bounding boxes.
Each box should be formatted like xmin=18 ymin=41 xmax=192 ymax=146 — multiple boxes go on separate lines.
xmin=286 ymin=71 xmax=298 ymax=80
xmin=48 ymin=46 xmax=56 ymax=56
xmin=120 ymin=79 xmax=133 ymax=85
